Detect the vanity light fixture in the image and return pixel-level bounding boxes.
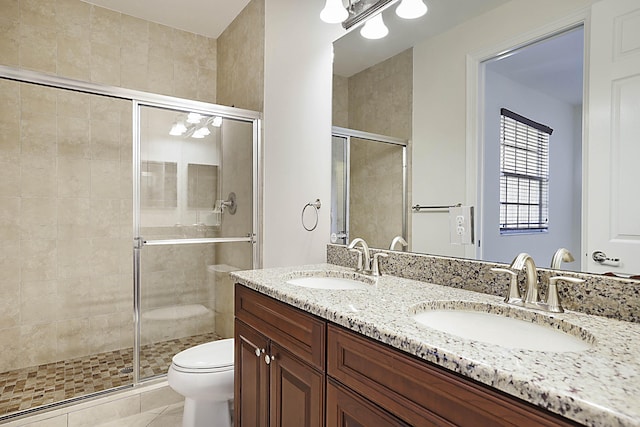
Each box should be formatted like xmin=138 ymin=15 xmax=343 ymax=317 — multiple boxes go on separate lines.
xmin=192 ymin=126 xmax=210 ymax=139
xmin=360 ymin=13 xmax=389 ymax=39
xmin=212 ymin=116 xmax=223 ymax=127
xmin=320 ymin=0 xmax=349 ymax=24
xmin=395 ymin=0 xmax=427 ymax=19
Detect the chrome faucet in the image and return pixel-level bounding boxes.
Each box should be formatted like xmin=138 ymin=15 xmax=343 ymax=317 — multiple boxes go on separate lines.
xmin=389 ymin=236 xmax=408 ymax=251
xmin=510 ymin=253 xmax=541 ymax=305
xmin=492 ymin=253 xmax=585 ymax=313
xmin=551 ymin=248 xmax=574 ymax=269
xmin=347 ymin=238 xmax=371 ymax=274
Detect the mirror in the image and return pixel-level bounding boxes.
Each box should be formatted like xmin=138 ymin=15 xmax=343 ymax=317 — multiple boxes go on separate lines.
xmin=332 ymin=0 xmax=598 ymax=273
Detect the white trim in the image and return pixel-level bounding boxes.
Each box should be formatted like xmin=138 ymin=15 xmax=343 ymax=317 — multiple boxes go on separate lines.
xmin=465 ymin=8 xmax=590 ymax=261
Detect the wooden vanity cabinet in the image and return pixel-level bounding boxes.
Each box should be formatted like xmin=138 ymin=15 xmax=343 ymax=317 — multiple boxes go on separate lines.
xmin=235 ymin=285 xmax=580 ymax=427
xmin=234 ymin=285 xmax=326 ymax=427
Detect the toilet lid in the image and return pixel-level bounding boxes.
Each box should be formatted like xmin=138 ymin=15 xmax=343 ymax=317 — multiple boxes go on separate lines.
xmin=172 ymin=338 xmax=234 ymax=370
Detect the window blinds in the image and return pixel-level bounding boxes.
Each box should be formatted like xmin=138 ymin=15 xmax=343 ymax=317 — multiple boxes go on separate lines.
xmin=499 ymin=108 xmax=552 ymax=233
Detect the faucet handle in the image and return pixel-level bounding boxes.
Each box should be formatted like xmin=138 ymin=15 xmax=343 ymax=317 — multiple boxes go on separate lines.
xmin=546 ymin=276 xmax=585 ymax=313
xmin=491 ymin=268 xmax=522 ymax=305
xmin=349 ymin=248 xmax=363 ymax=272
xmin=372 ymin=253 xmax=388 ymax=276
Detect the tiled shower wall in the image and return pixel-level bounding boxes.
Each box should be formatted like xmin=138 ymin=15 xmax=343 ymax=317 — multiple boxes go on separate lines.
xmin=0 ymin=0 xmax=217 ymax=102
xmin=0 ymin=0 xmax=263 ymax=373
xmin=0 ymin=79 xmax=134 ymax=372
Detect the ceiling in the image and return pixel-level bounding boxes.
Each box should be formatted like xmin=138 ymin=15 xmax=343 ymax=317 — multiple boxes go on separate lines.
xmin=333 ymin=0 xmax=510 ymax=77
xmin=486 ymin=27 xmax=584 ymax=106
xmin=81 ymin=0 xmax=251 ymax=38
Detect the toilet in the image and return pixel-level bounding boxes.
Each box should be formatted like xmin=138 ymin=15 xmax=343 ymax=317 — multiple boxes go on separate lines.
xmin=168 ymin=338 xmax=235 ymax=427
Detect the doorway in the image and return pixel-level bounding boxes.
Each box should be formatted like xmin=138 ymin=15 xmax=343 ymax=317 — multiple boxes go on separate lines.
xmin=478 ymin=26 xmax=584 ymax=270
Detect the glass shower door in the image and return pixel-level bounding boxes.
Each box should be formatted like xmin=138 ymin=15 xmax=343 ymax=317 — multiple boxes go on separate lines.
xmin=135 ymin=104 xmax=255 ymax=380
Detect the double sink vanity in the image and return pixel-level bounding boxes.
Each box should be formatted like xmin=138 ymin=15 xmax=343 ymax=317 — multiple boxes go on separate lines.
xmin=231 ymin=245 xmax=640 ymax=426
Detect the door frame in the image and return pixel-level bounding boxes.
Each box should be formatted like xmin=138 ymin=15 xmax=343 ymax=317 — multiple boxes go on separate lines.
xmin=464 ymin=9 xmax=591 ymax=263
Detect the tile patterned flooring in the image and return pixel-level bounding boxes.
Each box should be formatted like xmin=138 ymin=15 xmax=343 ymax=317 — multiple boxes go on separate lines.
xmin=0 ymin=333 xmax=217 ymax=418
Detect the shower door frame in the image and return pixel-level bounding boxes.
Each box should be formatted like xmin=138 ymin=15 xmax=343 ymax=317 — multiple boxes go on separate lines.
xmin=0 ymin=64 xmax=262 ymax=408
xmin=331 ymin=126 xmax=409 ymax=245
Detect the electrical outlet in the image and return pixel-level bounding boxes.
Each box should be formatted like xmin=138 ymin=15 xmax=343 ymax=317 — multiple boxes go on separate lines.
xmin=449 ymin=206 xmax=474 ymax=245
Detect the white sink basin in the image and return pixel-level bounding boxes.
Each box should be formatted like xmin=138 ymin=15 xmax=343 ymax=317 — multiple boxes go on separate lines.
xmin=412 ymin=302 xmax=594 ymax=352
xmin=286 ymin=276 xmax=370 ymax=290
xmin=283 ymin=271 xmax=373 ymax=290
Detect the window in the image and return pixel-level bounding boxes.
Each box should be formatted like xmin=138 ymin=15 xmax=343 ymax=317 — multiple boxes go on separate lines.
xmin=499 ymin=108 xmax=552 ymax=233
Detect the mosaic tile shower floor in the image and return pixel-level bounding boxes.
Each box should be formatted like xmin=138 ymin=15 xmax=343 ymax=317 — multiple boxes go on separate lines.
xmin=0 ymin=333 xmax=218 ymax=418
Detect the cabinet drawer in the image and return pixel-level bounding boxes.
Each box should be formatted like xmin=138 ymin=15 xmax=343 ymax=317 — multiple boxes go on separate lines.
xmin=327 ymin=325 xmax=579 ymax=427
xmin=235 ymin=284 xmax=325 ymax=370
xmin=327 ymin=379 xmax=410 ymax=427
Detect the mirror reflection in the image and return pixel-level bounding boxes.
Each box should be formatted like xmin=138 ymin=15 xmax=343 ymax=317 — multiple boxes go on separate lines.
xmin=332 ymin=0 xmax=640 ymax=275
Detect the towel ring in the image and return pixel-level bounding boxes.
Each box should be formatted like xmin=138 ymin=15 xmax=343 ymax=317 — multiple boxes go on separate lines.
xmin=302 ymin=199 xmax=321 ymax=231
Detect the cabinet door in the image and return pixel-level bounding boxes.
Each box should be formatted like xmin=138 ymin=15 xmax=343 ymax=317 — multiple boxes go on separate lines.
xmin=327 ymin=380 xmax=410 ymax=427
xmin=269 ymin=343 xmax=325 ymax=427
xmin=235 ymin=320 xmax=269 ymax=427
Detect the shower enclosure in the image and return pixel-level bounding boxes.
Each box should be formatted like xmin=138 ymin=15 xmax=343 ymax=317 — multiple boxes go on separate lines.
xmin=331 ymin=127 xmax=408 ymax=249
xmin=0 ymin=66 xmax=260 ymax=419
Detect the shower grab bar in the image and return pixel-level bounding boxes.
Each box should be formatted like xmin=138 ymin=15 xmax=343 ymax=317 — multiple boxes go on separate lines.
xmin=142 ymin=236 xmax=252 ymax=246
xmin=412 ymin=203 xmax=461 ymax=212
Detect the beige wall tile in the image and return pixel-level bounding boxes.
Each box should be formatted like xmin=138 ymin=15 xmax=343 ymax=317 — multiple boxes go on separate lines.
xmin=58 ymin=157 xmax=91 ymax=197
xmin=0 ymin=284 xmax=20 ymax=328
xmin=91 ymin=237 xmax=125 ymax=276
xmin=0 ymin=120 xmax=21 ymax=163
xmin=20 ymin=322 xmax=57 ymax=366
xmin=148 ymin=22 xmax=173 ymax=59
xmin=0 ymin=163 xmax=20 ymax=198
xmin=91 ymin=159 xmax=121 ymax=198
xmin=57 ymin=90 xmax=91 ymax=119
xmin=147 ymin=54 xmax=174 ymax=96
xmin=57 ymin=197 xmax=92 ymax=239
xmin=0 ymin=327 xmax=21 ymax=370
xmin=171 ymin=30 xmax=198 ymax=64
xmin=0 ymin=19 xmax=20 ymax=66
xmin=57 ymin=115 xmax=91 ymax=158
xmin=0 ymin=240 xmax=21 ymax=282
xmin=19 ymin=197 xmax=58 ymax=240
xmin=21 ymin=155 xmax=57 ymax=198
xmin=56 ymin=276 xmax=92 ymax=320
xmin=21 ymin=113 xmax=57 ymax=157
xmin=89 ymin=5 xmax=121 ymax=45
xmin=1 ymin=0 xmax=20 ymax=23
xmin=21 ymin=239 xmax=57 ymax=282
xmin=90 ymin=41 xmax=121 ymax=86
xmin=56 ymin=0 xmax=91 ymax=38
xmin=91 ymin=117 xmax=121 ymax=160
xmin=90 ymin=198 xmax=123 ymax=238
xmin=57 ymin=34 xmax=91 ymax=81
xmin=20 ymin=283 xmax=58 ymax=325
xmin=173 ymin=61 xmax=198 ymax=100
xmin=19 ymin=23 xmax=57 ymax=73
xmin=20 ymin=0 xmax=56 ymax=29
xmin=197 ymin=67 xmax=216 ymax=103
xmin=57 ymin=238 xmax=92 ymax=278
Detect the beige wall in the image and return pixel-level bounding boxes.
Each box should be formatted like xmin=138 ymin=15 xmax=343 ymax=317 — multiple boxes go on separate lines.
xmin=0 ymin=0 xmax=217 ymax=101
xmin=332 ymin=74 xmax=349 ymax=128
xmin=217 ymin=0 xmax=265 ymax=111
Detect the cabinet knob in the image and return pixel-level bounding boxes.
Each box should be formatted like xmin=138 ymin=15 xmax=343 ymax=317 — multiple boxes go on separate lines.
xmin=255 ymin=348 xmax=265 ymax=357
xmin=265 ymin=354 xmax=276 ymax=365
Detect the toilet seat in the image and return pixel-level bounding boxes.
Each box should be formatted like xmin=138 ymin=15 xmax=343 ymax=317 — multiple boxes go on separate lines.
xmin=171 ymin=338 xmax=234 ymax=373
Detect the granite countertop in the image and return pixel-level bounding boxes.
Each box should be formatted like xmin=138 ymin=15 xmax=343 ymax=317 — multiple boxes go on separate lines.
xmin=231 ymin=263 xmax=640 ymax=427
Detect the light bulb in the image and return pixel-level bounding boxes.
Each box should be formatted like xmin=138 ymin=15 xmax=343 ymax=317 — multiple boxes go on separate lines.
xmin=187 ymin=112 xmax=203 ymax=124
xmin=192 ymin=126 xmax=210 ymax=138
xmin=360 ymin=13 xmax=388 ymax=40
xmin=320 ymin=0 xmax=348 ymax=24
xmin=395 ymin=0 xmax=427 ymax=19
xmin=169 ymin=121 xmax=187 ymax=136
